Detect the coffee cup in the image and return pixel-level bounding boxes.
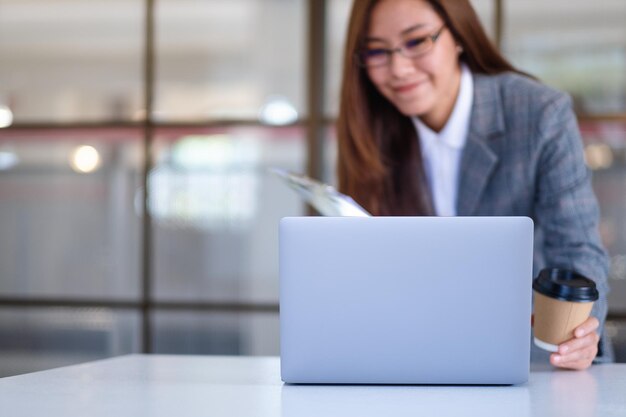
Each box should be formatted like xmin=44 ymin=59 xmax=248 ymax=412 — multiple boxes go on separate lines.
xmin=532 ymin=268 xmax=599 ymax=352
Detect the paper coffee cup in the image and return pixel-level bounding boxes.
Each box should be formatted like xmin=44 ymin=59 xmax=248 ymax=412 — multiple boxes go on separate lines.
xmin=532 ymin=268 xmax=599 ymax=352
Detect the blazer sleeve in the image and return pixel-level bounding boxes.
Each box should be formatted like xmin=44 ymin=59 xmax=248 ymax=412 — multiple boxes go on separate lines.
xmin=532 ymin=92 xmax=612 ymax=362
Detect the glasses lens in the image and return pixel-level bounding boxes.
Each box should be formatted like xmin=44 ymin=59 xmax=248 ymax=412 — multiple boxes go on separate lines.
xmin=359 ymin=48 xmax=388 ymax=67
xmin=403 ymin=36 xmax=432 ymax=58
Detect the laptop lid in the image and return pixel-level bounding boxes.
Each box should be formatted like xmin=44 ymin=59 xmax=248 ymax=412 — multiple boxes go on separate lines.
xmin=280 ymin=216 xmax=533 ymax=385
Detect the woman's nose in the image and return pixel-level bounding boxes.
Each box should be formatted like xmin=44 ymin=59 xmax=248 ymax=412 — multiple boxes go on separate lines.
xmin=388 ymin=51 xmax=415 ymax=78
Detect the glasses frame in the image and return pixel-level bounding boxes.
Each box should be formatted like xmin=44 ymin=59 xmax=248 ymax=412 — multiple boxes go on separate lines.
xmin=356 ymin=25 xmax=447 ymax=68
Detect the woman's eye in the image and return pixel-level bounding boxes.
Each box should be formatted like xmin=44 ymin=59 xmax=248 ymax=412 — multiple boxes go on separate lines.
xmin=365 ymin=48 xmax=387 ymax=58
xmin=405 ymin=37 xmax=427 ymax=49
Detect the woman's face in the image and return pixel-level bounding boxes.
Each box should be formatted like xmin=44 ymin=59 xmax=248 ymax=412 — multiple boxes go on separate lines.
xmin=364 ymin=0 xmax=462 ymax=129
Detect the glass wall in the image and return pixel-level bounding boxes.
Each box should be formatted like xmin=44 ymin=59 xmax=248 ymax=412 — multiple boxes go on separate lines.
xmin=0 ymin=0 xmax=625 ymax=377
xmin=0 ymin=0 xmax=306 ymax=376
xmin=0 ymin=130 xmax=143 ymax=300
xmin=0 ymin=308 xmax=140 ymax=376
xmin=155 ymin=0 xmax=306 ymax=122
xmin=150 ymin=126 xmax=305 ymax=304
xmin=152 ymin=310 xmax=278 ymax=355
xmin=0 ymin=0 xmax=144 ymax=122
xmin=502 ymin=0 xmax=626 ymax=115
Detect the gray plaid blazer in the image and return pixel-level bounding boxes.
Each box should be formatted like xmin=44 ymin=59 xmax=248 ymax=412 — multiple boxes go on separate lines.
xmin=440 ymin=72 xmax=612 ymax=362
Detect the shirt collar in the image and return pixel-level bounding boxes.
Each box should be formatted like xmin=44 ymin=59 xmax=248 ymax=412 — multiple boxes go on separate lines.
xmin=412 ymin=63 xmax=474 ymax=150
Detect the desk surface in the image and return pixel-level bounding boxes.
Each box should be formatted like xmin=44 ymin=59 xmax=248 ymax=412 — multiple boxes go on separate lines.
xmin=1 ymin=355 xmax=625 ymax=417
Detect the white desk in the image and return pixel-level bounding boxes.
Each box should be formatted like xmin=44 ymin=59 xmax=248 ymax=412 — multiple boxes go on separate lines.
xmin=0 ymin=354 xmax=625 ymax=417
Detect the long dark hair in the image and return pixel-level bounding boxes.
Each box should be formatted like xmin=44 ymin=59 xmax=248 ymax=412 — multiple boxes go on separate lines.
xmin=337 ymin=0 xmax=523 ymax=215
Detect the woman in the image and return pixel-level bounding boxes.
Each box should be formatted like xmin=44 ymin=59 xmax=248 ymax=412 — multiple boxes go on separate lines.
xmin=336 ymin=0 xmax=611 ymax=369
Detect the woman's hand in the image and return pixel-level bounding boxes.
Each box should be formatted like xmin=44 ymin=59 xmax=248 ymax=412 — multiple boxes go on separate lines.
xmin=550 ymin=316 xmax=600 ymax=370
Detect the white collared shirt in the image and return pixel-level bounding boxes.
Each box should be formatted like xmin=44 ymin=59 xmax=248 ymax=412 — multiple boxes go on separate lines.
xmin=412 ymin=64 xmax=473 ymax=216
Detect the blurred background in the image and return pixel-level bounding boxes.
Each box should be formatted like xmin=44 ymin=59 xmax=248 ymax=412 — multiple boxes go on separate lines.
xmin=0 ymin=0 xmax=624 ymax=376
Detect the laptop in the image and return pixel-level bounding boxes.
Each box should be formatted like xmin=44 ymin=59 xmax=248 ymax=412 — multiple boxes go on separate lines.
xmin=279 ymin=216 xmax=533 ymax=385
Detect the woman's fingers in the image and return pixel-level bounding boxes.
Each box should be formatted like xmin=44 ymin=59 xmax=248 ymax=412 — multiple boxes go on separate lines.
xmin=573 ymin=316 xmax=599 ymax=338
xmin=558 ymin=331 xmax=599 ymax=356
xmin=551 ymin=331 xmax=599 ymax=370
xmin=551 ymin=355 xmax=595 ymax=370
xmin=549 ymin=317 xmax=601 ymax=370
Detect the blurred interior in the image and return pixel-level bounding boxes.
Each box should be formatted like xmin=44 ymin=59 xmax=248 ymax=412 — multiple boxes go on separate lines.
xmin=0 ymin=0 xmax=625 ymax=376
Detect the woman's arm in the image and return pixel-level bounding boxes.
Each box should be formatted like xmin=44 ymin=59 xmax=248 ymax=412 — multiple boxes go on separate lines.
xmin=533 ymin=93 xmax=611 ymax=367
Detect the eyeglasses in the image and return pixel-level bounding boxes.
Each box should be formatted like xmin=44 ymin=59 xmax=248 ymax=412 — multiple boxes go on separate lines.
xmin=356 ymin=25 xmax=446 ymax=68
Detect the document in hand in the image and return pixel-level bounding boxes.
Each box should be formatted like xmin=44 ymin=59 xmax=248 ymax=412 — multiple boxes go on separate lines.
xmin=269 ymin=167 xmax=370 ymax=217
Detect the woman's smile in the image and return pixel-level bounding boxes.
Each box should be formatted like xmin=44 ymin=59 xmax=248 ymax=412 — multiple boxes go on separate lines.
xmin=391 ymin=79 xmax=428 ymax=95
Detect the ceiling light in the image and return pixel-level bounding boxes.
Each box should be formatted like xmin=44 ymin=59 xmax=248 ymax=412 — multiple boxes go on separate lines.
xmin=70 ymin=145 xmax=101 ymax=173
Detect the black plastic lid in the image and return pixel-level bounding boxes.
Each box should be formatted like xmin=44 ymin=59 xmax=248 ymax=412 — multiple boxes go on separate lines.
xmin=532 ymin=268 xmax=599 ymax=302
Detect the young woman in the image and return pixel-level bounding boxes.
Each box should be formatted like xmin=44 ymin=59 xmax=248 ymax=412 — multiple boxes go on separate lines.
xmin=336 ymin=0 xmax=611 ymax=369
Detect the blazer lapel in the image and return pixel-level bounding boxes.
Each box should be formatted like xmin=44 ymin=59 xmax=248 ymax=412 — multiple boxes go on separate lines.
xmin=456 ymin=74 xmax=505 ymax=216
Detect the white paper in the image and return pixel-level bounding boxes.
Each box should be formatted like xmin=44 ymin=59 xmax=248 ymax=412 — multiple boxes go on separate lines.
xmin=269 ymin=167 xmax=371 ymax=217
